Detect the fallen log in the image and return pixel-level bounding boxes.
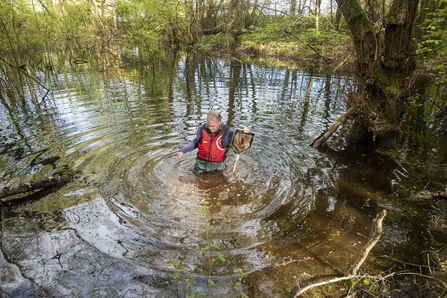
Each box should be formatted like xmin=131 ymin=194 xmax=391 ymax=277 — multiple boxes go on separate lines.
xmin=310 ymin=105 xmax=355 ymax=148
xmin=0 ymin=176 xmax=80 ymax=199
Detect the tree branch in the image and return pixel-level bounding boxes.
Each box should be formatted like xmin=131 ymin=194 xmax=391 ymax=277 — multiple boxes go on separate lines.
xmin=292 ymin=210 xmax=387 ymax=296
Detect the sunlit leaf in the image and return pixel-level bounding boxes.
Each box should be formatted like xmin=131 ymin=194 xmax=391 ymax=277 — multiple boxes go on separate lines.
xmin=208 ymin=279 xmax=217 ymax=288
xmin=189 ymin=289 xmax=197 ymax=298
xmin=218 ymin=254 xmax=225 ymax=262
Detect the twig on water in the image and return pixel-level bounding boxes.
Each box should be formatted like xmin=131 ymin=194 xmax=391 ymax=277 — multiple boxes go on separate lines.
xmin=292 ymin=210 xmax=387 ymax=297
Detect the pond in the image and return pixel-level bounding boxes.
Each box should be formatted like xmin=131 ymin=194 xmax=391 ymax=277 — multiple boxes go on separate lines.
xmin=1 ymin=54 xmax=445 ymax=297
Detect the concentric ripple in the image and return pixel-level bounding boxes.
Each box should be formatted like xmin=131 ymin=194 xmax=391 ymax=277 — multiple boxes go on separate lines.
xmin=2 ymin=56 xmax=380 ymax=296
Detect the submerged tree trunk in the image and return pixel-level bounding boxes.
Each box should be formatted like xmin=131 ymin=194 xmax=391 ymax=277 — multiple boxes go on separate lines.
xmin=334 ymin=0 xmax=420 ymax=149
xmin=0 ymin=176 xmax=80 ymax=199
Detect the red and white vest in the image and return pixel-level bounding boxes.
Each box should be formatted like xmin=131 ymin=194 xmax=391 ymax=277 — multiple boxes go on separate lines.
xmin=197 ymin=123 xmax=229 ymax=162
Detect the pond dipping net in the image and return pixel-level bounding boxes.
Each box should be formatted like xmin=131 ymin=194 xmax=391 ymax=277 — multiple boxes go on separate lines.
xmin=231 ymin=130 xmax=255 ymax=154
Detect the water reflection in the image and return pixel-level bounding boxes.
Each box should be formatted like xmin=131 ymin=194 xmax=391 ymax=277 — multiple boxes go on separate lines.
xmin=0 ymin=54 xmax=440 ymax=296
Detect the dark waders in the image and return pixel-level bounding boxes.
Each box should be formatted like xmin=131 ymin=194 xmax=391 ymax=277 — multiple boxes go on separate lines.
xmin=194 ymin=158 xmax=226 ymax=174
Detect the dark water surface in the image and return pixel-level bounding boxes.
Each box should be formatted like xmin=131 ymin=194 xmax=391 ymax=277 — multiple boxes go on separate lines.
xmin=1 ymin=55 xmax=445 ymax=297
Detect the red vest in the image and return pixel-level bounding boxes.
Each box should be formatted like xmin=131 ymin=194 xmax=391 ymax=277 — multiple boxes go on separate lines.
xmin=197 ymin=124 xmax=229 ymax=162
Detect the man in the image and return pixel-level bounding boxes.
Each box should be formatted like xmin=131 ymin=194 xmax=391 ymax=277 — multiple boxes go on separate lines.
xmin=178 ymin=111 xmax=250 ymax=174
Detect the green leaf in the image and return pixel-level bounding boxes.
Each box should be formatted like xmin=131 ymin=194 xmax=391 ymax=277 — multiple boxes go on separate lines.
xmin=200 ymin=207 xmax=206 ymax=212
xmin=51 ymin=228 xmax=57 ymax=234
xmin=166 ymin=260 xmax=174 ymax=265
xmin=208 ymin=279 xmax=217 ymax=288
xmin=203 ymin=201 xmax=209 ymax=205
xmin=186 ymin=278 xmax=192 ymax=284
xmin=199 ymin=230 xmax=205 ymax=235
xmin=234 ymin=282 xmax=241 ymax=288
xmin=174 ymin=264 xmax=184 ymax=269
xmin=174 ymin=272 xmax=180 ymax=279
xmin=218 ymin=254 xmax=225 ymax=262
xmin=189 ymin=289 xmax=197 ymax=298
xmin=211 ymin=243 xmax=219 ymax=249
xmin=363 ymin=278 xmax=371 ymax=286
xmin=199 ymin=294 xmax=206 ymax=298
xmin=242 ymin=293 xmax=249 ymax=298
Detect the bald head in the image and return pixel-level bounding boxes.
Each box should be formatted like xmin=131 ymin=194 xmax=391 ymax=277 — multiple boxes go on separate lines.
xmin=207 ymin=111 xmax=221 ymax=122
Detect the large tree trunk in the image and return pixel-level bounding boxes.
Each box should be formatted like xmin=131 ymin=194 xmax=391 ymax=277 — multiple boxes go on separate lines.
xmin=335 ymin=0 xmax=420 ymax=149
xmin=230 ymin=0 xmax=244 ymax=47
xmin=290 ymin=0 xmax=297 ymax=15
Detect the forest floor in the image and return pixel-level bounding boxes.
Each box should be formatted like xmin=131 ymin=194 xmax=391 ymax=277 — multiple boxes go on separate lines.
xmin=200 ymin=34 xmax=356 ymax=74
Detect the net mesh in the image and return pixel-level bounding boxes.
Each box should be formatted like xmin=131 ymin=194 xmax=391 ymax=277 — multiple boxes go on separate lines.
xmin=232 ymin=132 xmax=253 ymax=153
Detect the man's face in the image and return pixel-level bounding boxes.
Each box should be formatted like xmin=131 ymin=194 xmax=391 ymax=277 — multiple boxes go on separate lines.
xmin=207 ymin=119 xmax=222 ymax=133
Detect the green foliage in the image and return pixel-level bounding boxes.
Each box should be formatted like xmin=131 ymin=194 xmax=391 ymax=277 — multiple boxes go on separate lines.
xmin=116 ymin=0 xmax=166 ymax=61
xmin=234 ymin=268 xmax=249 ymax=297
xmin=240 ymin=14 xmax=350 ymax=59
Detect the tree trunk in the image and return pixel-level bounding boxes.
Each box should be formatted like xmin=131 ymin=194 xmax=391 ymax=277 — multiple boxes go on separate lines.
xmin=334 ymin=0 xmax=420 ymax=149
xmin=230 ymin=0 xmax=243 ymax=47
xmin=290 ymin=0 xmax=297 ymax=15
xmin=334 ymin=6 xmax=341 ymax=31
xmin=315 ymin=0 xmax=321 ymax=29
xmin=310 ymin=106 xmax=355 ymax=148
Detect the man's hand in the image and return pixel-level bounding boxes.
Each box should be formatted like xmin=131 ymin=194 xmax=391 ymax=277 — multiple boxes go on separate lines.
xmin=243 ymin=127 xmax=250 ymax=134
xmin=178 ymin=151 xmax=183 ymax=159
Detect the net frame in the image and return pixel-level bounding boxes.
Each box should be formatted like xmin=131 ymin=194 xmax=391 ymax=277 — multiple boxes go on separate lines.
xmin=230 ymin=129 xmax=255 ymax=154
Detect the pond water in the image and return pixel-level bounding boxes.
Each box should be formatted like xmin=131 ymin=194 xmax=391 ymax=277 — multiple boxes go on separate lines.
xmin=1 ymin=54 xmax=446 ymax=297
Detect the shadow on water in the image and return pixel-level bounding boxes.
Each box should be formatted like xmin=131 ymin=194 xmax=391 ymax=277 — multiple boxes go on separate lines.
xmin=0 ymin=54 xmax=446 ymax=297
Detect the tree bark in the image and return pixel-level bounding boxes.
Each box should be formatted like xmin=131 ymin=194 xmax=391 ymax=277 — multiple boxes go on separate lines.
xmin=0 ymin=176 xmax=80 ymax=199
xmin=310 ymin=106 xmax=355 ymax=148
xmin=334 ymin=0 xmax=420 ymax=149
xmin=290 ymin=0 xmax=297 ymax=15
xmin=230 ymin=0 xmax=243 ymax=47
xmin=334 ymin=6 xmax=341 ymax=31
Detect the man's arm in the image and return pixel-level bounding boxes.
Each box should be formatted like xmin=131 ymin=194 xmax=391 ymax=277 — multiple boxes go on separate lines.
xmin=178 ymin=126 xmax=202 ymax=158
